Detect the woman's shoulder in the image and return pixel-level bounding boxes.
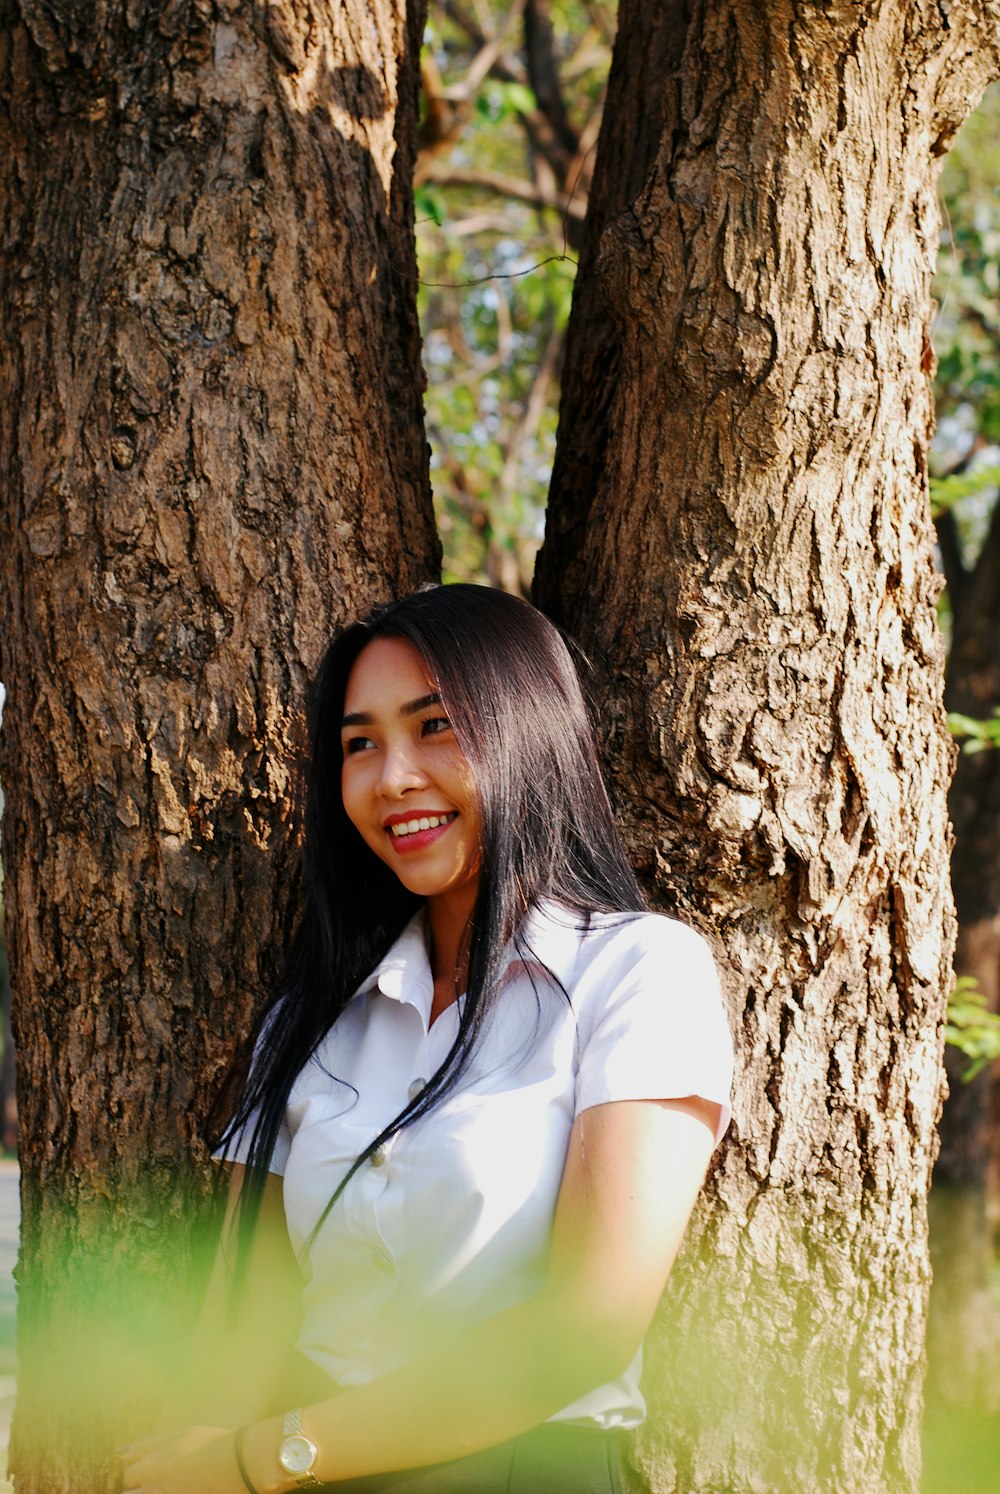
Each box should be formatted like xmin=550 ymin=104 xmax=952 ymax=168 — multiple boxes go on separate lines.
xmin=565 ymin=907 xmax=733 ymax=1137
xmin=526 ymin=900 xmax=720 ymax=996
xmin=567 ymin=904 xmax=718 ymax=968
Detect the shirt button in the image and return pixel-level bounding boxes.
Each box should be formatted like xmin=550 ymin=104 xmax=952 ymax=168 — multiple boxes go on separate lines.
xmin=408 ymin=1078 xmax=427 ymax=1101
xmin=370 ymin=1143 xmax=389 ymax=1168
xmin=371 ymin=1249 xmax=394 ymax=1273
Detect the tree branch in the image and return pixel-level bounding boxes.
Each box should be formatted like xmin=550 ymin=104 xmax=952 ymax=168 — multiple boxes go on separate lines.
xmin=523 ymin=0 xmax=580 ymax=159
xmin=497 ymin=321 xmax=563 ymax=512
xmin=440 ymin=0 xmax=529 ymax=100
xmin=441 ymin=0 xmax=524 ymax=83
xmin=415 ymin=162 xmax=588 ymax=220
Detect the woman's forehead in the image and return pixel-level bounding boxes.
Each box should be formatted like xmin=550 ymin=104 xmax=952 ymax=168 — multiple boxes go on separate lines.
xmin=343 ymin=636 xmax=436 ymax=715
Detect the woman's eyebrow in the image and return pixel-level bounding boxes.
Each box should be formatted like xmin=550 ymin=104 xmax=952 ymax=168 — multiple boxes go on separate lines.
xmin=341 ymin=692 xmax=441 ymax=730
xmin=401 ymin=691 xmax=441 ymax=717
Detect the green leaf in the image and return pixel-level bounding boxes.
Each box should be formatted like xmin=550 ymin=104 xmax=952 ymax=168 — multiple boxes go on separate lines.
xmin=946 ymin=977 xmax=1000 ymax=1081
xmin=930 ymin=465 xmax=1000 ymax=516
xmin=415 ymin=185 xmax=448 ymax=228
xmin=495 ymin=81 xmax=537 ymax=116
xmin=947 ymin=709 xmax=1000 ymax=752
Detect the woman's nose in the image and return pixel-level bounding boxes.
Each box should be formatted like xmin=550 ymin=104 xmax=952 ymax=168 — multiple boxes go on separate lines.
xmin=376 ymin=742 xmax=426 ymax=797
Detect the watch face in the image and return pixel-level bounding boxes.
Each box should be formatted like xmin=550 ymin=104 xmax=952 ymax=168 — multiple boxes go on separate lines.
xmin=279 ymin=1434 xmax=318 ymax=1474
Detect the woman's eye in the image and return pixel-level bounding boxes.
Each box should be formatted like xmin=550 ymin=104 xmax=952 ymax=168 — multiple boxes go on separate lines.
xmin=422 ymin=716 xmax=451 ymax=737
xmin=343 ymin=735 xmax=375 ymax=756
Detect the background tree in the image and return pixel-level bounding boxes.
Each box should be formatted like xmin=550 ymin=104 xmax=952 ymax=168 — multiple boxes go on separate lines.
xmin=0 ymin=3 xmax=438 ymax=1489
xmin=417 ymin=20 xmax=1000 ymax=1445
xmin=534 ymin=3 xmax=998 ymax=1491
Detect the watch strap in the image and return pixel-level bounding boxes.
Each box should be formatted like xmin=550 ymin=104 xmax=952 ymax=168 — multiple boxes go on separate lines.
xmin=281 ymin=1408 xmax=321 ymax=1488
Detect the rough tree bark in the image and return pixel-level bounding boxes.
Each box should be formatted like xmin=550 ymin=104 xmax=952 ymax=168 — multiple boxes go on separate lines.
xmin=0 ymin=916 xmax=14 ymax=1155
xmin=0 ymin=3 xmax=437 ymax=1490
xmin=536 ymin=2 xmax=1000 ymax=1490
xmin=928 ymin=493 xmax=1000 ymax=1407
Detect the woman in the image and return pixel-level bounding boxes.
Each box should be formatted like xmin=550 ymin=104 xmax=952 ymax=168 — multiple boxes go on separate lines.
xmin=121 ymin=584 xmax=733 ymax=1493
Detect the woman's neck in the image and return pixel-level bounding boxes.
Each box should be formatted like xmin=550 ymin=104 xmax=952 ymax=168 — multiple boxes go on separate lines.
xmin=426 ymin=884 xmax=477 ymax=999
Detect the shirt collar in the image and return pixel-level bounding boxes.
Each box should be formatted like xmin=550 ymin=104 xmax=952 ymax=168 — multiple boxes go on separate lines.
xmin=355 ymin=898 xmax=586 ymax=1009
xmin=356 ymin=910 xmax=434 ymax=1010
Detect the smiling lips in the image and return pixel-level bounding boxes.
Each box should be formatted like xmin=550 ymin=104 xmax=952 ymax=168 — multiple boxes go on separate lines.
xmin=385 ymin=810 xmax=459 ymax=854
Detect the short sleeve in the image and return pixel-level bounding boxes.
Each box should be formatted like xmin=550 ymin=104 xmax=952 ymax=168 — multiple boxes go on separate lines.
xmin=212 ymin=1006 xmax=292 ymax=1174
xmin=215 ymin=1109 xmax=292 ymax=1175
xmin=574 ymin=916 xmax=733 ymax=1146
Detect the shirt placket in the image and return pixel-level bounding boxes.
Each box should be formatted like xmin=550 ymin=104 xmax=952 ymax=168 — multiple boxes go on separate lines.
xmin=344 ymin=1001 xmax=433 ymax=1287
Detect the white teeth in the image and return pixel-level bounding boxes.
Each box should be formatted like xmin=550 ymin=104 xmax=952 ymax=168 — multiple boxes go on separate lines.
xmin=389 ymin=813 xmax=456 ymax=838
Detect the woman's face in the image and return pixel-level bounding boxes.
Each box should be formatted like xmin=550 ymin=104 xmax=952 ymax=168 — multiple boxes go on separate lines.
xmin=340 ymin=636 xmax=481 ymax=906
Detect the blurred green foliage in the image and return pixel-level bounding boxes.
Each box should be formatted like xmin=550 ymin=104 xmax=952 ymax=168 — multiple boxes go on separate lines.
xmin=417 ymin=1 xmax=613 ymax=592
xmin=935 ymin=85 xmax=1000 ymax=1095
xmin=949 ymin=708 xmax=1000 ymax=755
xmin=932 ymin=79 xmax=1000 ymax=566
xmin=934 ymin=82 xmax=1000 ymax=447
xmin=931 ymin=464 xmax=1000 ymax=517
xmin=947 ymin=977 xmax=1000 ymax=1083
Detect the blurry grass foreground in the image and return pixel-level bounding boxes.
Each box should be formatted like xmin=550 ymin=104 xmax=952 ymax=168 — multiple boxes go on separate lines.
xmin=8 ymin=1172 xmax=220 ymax=1487
xmin=923 ymin=1403 xmax=1000 ymax=1494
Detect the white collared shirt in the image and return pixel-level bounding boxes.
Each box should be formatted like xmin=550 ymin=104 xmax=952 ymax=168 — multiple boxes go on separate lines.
xmin=230 ymin=901 xmax=733 ymax=1429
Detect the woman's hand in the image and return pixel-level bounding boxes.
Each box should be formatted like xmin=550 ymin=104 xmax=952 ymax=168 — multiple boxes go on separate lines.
xmin=119 ymin=1425 xmax=244 ymax=1494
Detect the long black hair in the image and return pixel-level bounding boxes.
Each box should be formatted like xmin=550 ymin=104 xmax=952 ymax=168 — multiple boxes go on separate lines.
xmin=217 ymin=584 xmax=644 ymax=1261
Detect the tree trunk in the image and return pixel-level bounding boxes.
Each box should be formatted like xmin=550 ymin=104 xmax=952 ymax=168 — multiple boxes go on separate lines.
xmin=0 ymin=938 xmax=16 ymax=1157
xmin=0 ymin=3 xmax=436 ymax=1489
xmin=929 ymin=491 xmax=1000 ymax=1408
xmin=537 ymin=2 xmax=1000 ymax=1490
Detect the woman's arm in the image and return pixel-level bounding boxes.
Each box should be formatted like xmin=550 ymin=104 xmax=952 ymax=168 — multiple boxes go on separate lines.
xmin=124 ymin=1095 xmax=719 ymax=1492
xmin=157 ymin=1164 xmax=306 ymax=1431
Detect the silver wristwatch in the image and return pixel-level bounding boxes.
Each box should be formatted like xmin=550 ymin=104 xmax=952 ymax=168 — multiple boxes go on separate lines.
xmin=278 ymin=1408 xmax=321 ymax=1488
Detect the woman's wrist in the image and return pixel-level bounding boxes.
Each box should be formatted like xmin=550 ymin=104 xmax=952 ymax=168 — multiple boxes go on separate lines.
xmin=234 ymin=1425 xmax=262 ymax=1494
xmin=237 ymin=1415 xmax=292 ymax=1494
